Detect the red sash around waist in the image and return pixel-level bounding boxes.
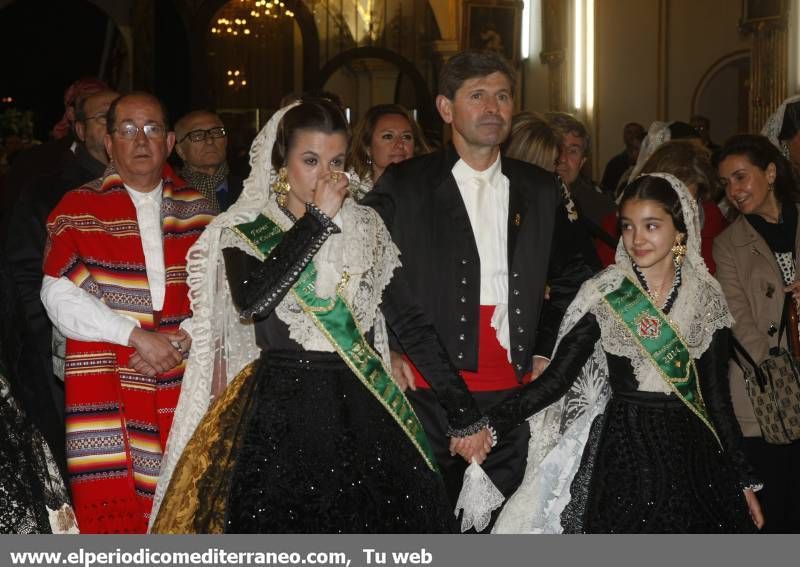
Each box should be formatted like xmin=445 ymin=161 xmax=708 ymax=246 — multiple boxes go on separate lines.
xmin=407 ymin=305 xmax=528 ymax=392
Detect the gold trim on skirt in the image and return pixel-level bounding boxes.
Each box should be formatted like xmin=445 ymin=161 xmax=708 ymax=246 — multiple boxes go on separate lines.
xmin=151 ymin=361 xmax=258 ymax=534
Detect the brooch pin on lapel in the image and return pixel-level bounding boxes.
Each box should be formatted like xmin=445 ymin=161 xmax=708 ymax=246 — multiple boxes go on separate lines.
xmin=514 ymin=213 xmax=521 ymax=226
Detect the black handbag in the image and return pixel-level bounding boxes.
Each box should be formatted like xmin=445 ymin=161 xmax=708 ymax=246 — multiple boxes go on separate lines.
xmin=731 ymin=294 xmax=800 ymax=444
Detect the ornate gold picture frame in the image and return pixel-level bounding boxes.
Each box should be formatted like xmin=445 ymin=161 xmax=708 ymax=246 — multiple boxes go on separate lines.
xmin=462 ymin=0 xmax=523 ymax=64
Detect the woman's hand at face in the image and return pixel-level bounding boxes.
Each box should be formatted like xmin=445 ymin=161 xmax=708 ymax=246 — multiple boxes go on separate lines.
xmin=312 ymin=170 xmax=349 ymax=218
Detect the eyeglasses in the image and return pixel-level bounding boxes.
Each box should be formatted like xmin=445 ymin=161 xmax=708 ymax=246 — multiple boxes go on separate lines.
xmin=83 ymin=112 xmax=107 ymax=125
xmin=112 ymin=122 xmax=166 ymax=140
xmin=179 ymin=126 xmax=227 ymax=143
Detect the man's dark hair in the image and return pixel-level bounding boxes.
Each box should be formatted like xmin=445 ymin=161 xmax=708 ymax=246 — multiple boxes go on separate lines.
xmin=105 ymin=92 xmax=171 ymax=134
xmin=690 ymin=115 xmax=710 ymax=130
xmin=668 ymin=121 xmax=700 ymax=141
xmin=438 ymin=50 xmax=516 ymax=100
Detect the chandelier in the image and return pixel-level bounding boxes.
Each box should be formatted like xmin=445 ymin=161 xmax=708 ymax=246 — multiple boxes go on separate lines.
xmin=210 ymin=0 xmax=295 ymax=37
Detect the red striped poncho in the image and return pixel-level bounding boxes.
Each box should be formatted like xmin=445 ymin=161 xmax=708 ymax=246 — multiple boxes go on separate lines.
xmin=43 ymin=166 xmax=215 ymax=533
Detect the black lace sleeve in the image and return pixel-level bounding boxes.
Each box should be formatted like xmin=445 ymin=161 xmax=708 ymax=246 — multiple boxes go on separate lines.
xmin=487 ymin=312 xmax=600 ymax=438
xmin=223 ymin=204 xmax=339 ymax=319
xmin=380 ymin=266 xmax=485 ymax=434
xmin=698 ymin=328 xmax=762 ymax=490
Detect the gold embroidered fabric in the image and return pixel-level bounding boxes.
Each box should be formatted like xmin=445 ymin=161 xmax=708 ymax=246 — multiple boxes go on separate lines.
xmin=151 ymin=362 xmax=257 ymax=534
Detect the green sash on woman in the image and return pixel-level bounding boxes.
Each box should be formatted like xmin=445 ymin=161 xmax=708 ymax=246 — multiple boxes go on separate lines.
xmin=231 ymin=213 xmax=439 ymax=472
xmin=603 ymin=277 xmax=720 ymax=444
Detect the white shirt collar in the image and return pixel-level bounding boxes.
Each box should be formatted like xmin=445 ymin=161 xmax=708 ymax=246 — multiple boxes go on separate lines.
xmin=124 ymin=181 xmax=163 ymax=206
xmin=451 ymin=152 xmax=503 ymax=187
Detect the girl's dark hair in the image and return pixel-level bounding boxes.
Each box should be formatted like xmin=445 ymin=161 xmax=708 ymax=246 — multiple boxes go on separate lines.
xmin=271 ymin=98 xmax=349 ymax=170
xmin=714 ymin=134 xmax=799 ymax=205
xmin=618 ymin=175 xmax=687 ymax=234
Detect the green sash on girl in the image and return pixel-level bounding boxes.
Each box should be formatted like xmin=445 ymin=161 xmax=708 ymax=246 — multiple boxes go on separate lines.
xmin=603 ymin=277 xmax=720 ymax=444
xmin=231 ymin=213 xmax=438 ymax=472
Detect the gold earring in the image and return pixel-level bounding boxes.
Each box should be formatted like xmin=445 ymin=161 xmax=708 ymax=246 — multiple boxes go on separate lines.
xmin=671 ymin=234 xmax=687 ymax=266
xmin=272 ymin=167 xmax=291 ymax=207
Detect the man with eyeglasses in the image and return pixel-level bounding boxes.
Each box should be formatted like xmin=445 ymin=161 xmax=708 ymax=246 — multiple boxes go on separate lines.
xmin=174 ymin=110 xmax=242 ymax=213
xmin=40 ymin=92 xmax=216 ymax=533
xmin=5 ymin=89 xmax=119 ymax=477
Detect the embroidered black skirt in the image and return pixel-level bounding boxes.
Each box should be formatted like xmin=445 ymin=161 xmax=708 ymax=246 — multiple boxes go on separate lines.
xmin=563 ymin=391 xmax=755 ymax=533
xmin=223 ymin=350 xmax=455 ymax=533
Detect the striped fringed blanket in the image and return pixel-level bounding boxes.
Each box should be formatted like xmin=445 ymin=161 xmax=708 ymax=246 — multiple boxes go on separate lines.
xmin=43 ymin=166 xmax=214 ymax=533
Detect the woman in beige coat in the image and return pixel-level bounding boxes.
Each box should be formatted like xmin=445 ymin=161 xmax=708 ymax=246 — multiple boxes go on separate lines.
xmin=713 ymin=134 xmax=800 ymax=533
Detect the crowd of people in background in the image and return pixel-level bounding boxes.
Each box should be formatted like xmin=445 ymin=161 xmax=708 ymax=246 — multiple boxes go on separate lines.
xmin=1 ymin=49 xmax=800 ymax=535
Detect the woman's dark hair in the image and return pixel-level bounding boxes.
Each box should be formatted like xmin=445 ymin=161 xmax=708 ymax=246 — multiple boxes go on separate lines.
xmin=714 ymin=134 xmax=799 ymax=205
xmin=779 ymin=101 xmax=800 ymax=142
xmin=346 ymin=103 xmax=431 ymax=179
xmin=271 ymin=98 xmax=349 ymax=170
xmin=618 ymin=175 xmax=687 ymax=235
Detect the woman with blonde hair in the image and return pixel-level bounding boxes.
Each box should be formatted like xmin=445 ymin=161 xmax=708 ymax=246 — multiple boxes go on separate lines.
xmin=505 ymin=112 xmax=602 ymax=271
xmin=504 ymin=112 xmax=560 ymax=172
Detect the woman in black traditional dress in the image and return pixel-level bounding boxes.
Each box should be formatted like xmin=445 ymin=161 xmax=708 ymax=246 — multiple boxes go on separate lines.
xmin=466 ymin=173 xmax=765 ymax=533
xmin=150 ymin=100 xmax=492 ymax=533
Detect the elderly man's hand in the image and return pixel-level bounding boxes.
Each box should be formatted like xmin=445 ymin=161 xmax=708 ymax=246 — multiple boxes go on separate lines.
xmin=128 ymin=328 xmax=185 ymax=376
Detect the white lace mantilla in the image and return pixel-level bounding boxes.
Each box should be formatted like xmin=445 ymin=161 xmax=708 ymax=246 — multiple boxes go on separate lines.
xmin=627 ymin=121 xmax=671 ymax=186
xmin=493 ymin=276 xmax=611 ymax=534
xmin=762 ymin=95 xmax=800 ymax=153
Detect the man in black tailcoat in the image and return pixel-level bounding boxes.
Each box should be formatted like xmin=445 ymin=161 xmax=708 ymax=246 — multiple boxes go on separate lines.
xmin=362 ymin=50 xmax=591 ymax=525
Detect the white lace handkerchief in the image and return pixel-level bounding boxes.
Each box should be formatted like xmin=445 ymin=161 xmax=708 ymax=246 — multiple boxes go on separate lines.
xmin=454 ymin=460 xmax=505 ymax=533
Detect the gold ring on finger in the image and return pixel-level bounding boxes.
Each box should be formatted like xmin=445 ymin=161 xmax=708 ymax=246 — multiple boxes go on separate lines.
xmin=330 ymin=172 xmax=341 ymax=182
